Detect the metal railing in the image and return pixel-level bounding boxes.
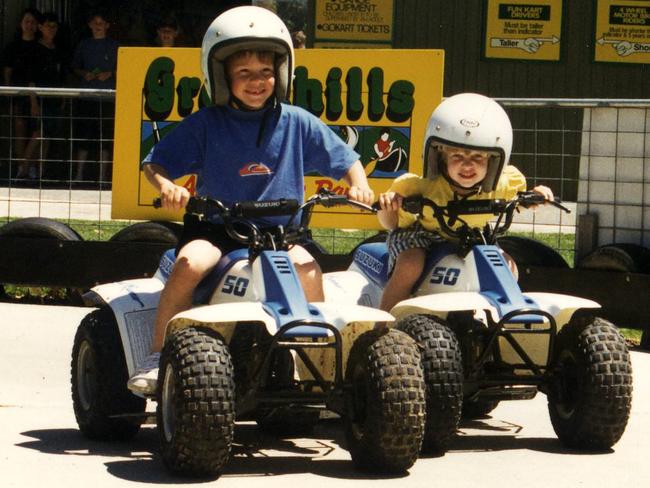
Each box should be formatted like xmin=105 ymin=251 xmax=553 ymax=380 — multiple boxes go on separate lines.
xmin=1 ymin=89 xmax=648 ymax=261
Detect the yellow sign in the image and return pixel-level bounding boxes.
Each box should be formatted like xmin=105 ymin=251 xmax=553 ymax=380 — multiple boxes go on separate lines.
xmin=595 ymin=0 xmax=650 ymax=63
xmin=484 ymin=0 xmax=562 ymax=61
xmin=313 ymin=0 xmax=393 ymax=47
xmin=111 ymin=48 xmax=444 ymax=229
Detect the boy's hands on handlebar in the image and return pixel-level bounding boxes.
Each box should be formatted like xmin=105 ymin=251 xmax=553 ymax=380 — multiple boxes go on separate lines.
xmin=348 ymin=185 xmax=375 ymax=206
xmin=159 ymin=182 xmax=191 ymax=211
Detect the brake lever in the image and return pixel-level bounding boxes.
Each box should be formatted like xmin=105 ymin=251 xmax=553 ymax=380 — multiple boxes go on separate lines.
xmin=550 ymin=199 xmax=571 ymax=213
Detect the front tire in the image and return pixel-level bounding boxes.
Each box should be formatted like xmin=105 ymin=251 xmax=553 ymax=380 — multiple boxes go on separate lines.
xmin=547 ymin=316 xmax=633 ymax=450
xmin=344 ymin=329 xmax=425 ymax=473
xmin=157 ymin=327 xmax=235 ymax=478
xmin=71 ymin=307 xmax=145 ymax=440
xmin=397 ymin=314 xmax=463 ymax=453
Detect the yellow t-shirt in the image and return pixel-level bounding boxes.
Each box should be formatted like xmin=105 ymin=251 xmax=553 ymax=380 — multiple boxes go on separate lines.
xmin=389 ymin=165 xmax=527 ymax=231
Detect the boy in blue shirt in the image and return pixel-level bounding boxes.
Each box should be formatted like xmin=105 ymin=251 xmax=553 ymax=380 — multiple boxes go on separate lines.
xmin=128 ymin=6 xmax=374 ymax=394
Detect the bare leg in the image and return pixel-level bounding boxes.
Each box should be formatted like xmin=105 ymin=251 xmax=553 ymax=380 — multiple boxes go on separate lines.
xmin=150 ymin=239 xmax=222 ymax=352
xmin=289 ymin=245 xmax=324 ymax=302
xmin=380 ymin=247 xmax=426 ymax=312
xmin=74 ymin=148 xmax=88 ymax=181
xmin=14 ymin=117 xmax=28 ymax=177
xmin=98 ymin=148 xmax=110 ymax=185
xmin=23 ymin=129 xmax=42 ymax=179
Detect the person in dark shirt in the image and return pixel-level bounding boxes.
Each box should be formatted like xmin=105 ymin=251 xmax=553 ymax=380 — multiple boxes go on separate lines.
xmin=29 ymin=12 xmax=68 ymax=180
xmin=70 ymin=11 xmax=119 ymax=186
xmin=1 ymin=8 xmax=42 ymax=180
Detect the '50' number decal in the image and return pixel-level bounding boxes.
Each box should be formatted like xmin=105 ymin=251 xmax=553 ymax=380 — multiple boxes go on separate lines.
xmin=429 ymin=266 xmax=461 ymax=286
xmin=221 ymin=275 xmax=249 ymax=297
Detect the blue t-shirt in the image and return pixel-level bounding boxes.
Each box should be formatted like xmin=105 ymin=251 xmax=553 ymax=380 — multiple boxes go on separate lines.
xmin=143 ymin=103 xmax=359 ymax=226
xmin=72 ymin=37 xmax=119 ymax=89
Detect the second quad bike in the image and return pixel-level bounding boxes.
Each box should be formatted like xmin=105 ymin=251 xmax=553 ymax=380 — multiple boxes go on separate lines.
xmin=323 ymin=191 xmax=633 ymax=453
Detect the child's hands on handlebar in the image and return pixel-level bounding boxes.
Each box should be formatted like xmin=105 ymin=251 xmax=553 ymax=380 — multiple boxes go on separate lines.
xmin=377 ymin=191 xmax=403 ymax=212
xmin=528 ymin=185 xmax=554 ymax=210
xmin=158 ymin=182 xmax=191 ymax=211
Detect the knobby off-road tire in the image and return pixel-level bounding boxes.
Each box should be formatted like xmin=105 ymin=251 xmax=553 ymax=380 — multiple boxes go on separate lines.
xmin=548 ymin=316 xmax=633 ymax=450
xmin=344 ymin=329 xmax=425 ymax=473
xmin=157 ymin=327 xmax=235 ymax=478
xmin=71 ymin=307 xmax=145 ymax=440
xmin=398 ymin=314 xmax=463 ymax=453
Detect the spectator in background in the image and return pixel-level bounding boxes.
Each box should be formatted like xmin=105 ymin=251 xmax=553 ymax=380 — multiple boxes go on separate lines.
xmin=71 ymin=11 xmax=119 ymax=186
xmin=292 ymin=30 xmax=306 ymax=49
xmin=1 ymin=8 xmax=42 ymax=180
xmin=155 ymin=17 xmax=180 ymax=47
xmin=31 ymin=12 xmax=68 ymax=181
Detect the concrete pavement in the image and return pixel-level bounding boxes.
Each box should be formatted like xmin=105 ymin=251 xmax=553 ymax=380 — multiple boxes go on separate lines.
xmin=1 ymin=302 xmax=647 ymax=488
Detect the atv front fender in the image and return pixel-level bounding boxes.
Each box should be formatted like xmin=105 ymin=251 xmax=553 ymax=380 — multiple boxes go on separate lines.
xmin=166 ymin=302 xmax=275 ymax=344
xmin=523 ymin=292 xmax=600 ymax=330
xmin=391 ymin=292 xmax=499 ymax=321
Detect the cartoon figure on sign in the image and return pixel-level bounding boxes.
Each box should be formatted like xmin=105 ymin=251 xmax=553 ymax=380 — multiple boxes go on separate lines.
xmin=372 ymin=127 xmax=407 ymax=174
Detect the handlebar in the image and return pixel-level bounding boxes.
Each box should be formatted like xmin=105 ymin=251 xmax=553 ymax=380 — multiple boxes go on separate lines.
xmin=397 ymin=191 xmax=571 ymax=243
xmin=153 ymin=188 xmax=375 ymax=253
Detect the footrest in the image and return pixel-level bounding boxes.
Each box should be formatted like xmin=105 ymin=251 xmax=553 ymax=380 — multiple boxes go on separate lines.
xmin=478 ymin=385 xmax=538 ymax=401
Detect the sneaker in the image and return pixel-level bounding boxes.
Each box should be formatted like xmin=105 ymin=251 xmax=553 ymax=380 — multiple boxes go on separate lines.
xmin=127 ymin=352 xmax=161 ymax=395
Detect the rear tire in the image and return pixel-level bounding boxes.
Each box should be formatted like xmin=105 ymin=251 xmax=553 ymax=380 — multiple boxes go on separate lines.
xmin=344 ymin=329 xmax=425 ymax=473
xmin=71 ymin=307 xmax=145 ymax=440
xmin=547 ymin=316 xmax=633 ymax=449
xmin=397 ymin=314 xmax=463 ymax=453
xmin=157 ymin=327 xmax=235 ymax=478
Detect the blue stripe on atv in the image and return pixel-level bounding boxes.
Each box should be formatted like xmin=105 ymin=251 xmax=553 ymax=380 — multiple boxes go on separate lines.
xmin=353 ymin=243 xmax=390 ymax=287
xmin=258 ymin=251 xmax=328 ymax=337
xmin=474 ymin=245 xmax=541 ymax=323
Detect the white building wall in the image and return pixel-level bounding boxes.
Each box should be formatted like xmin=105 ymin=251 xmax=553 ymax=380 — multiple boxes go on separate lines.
xmin=578 ymin=107 xmax=650 ymax=247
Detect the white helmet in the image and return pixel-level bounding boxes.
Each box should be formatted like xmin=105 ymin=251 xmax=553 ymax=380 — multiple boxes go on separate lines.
xmin=201 ymin=6 xmax=294 ymax=106
xmin=423 ymin=93 xmax=513 ymax=192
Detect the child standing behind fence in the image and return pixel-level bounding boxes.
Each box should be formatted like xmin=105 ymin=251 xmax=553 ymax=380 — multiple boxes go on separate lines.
xmin=71 ymin=10 xmax=119 ymax=186
xmin=1 ymin=8 xmax=41 ymax=181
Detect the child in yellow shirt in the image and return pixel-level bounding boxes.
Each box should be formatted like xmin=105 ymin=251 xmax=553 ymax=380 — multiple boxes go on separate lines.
xmin=377 ymin=93 xmax=554 ymax=311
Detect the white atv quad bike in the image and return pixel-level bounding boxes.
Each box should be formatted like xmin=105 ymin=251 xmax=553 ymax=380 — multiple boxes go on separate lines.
xmin=324 ymin=191 xmax=633 ymax=453
xmin=71 ymin=189 xmax=426 ymax=477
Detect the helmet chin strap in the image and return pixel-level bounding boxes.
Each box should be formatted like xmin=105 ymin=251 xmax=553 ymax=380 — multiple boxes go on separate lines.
xmin=227 ymin=94 xmax=279 ymax=147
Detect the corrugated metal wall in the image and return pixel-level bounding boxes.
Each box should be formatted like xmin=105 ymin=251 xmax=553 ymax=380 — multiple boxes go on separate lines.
xmin=393 ymin=0 xmax=648 ymax=99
